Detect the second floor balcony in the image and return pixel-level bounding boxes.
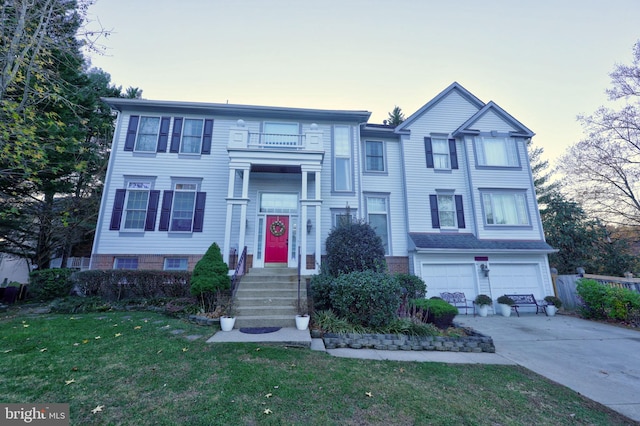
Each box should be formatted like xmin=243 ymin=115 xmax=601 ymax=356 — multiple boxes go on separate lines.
xmin=228 ymin=120 xmax=323 ymax=152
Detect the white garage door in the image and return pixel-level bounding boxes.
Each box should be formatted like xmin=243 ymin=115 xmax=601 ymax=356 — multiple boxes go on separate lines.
xmin=490 ymin=263 xmax=544 ymax=302
xmin=421 ymin=263 xmax=476 ymax=299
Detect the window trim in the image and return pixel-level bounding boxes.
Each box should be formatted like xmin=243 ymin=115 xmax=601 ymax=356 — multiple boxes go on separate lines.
xmin=113 ymin=257 xmax=138 ymax=270
xmin=179 ymin=118 xmax=205 ymax=155
xmin=436 ymin=193 xmax=457 ymax=228
xmin=169 ymin=181 xmax=199 ymax=232
xmin=364 ymin=140 xmax=386 ymax=173
xmin=365 ymin=193 xmax=390 ymax=255
xmin=332 ymin=125 xmax=354 ymax=193
xmin=122 ymin=181 xmax=152 ymax=231
xmin=163 ymin=258 xmax=188 ymax=271
xmin=480 ymin=189 xmax=531 ymax=227
xmin=134 ymin=116 xmax=161 ymax=152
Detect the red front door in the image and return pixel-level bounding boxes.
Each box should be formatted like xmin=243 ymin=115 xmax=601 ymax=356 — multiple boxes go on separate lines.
xmin=265 ymin=216 xmax=289 ymax=263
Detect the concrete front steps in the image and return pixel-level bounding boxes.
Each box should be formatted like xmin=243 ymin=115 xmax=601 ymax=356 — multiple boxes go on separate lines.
xmin=234 ymin=267 xmax=307 ymax=329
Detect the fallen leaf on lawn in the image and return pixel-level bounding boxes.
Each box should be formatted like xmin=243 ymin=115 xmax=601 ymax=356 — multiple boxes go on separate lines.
xmin=134 ymin=326 xmax=142 ymax=330
xmin=273 ymin=386 xmax=279 ymax=389
xmin=399 ymin=368 xmax=405 ymax=373
xmin=365 ymin=392 xmax=373 ymax=398
xmin=39 ymin=348 xmax=47 ymax=352
xmin=71 ymin=367 xmax=78 ymax=371
xmin=157 ymin=350 xmax=163 ymax=354
xmin=91 ymin=405 xmax=104 ymax=414
xmin=265 ymin=393 xmax=272 ymax=398
xmin=82 ymin=340 xmax=89 ymax=344
xmin=3 ymin=349 xmax=12 ymax=353
xmin=114 ymin=333 xmax=122 ymax=337
xmin=113 ymin=324 xmax=118 ymax=327
xmin=290 ymin=363 xmax=296 ymax=367
xmin=65 ymin=379 xmax=76 ymax=385
xmin=263 ymin=408 xmax=272 ymax=415
xmin=23 ymin=324 xmax=29 ymax=328
xmin=182 ymin=347 xmax=188 ymax=352
xmin=73 ymin=343 xmax=79 ymax=346
xmin=255 ymin=347 xmax=261 ymax=351
xmin=94 ymin=336 xmax=101 ymax=340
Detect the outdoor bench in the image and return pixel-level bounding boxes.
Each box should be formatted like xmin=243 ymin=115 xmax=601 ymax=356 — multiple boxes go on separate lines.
xmin=440 ymin=292 xmax=475 ymax=315
xmin=503 ymin=294 xmax=546 ymax=316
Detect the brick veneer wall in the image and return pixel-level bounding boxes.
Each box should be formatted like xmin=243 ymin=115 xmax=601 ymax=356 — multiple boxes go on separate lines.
xmin=91 ymin=253 xmax=254 ymax=271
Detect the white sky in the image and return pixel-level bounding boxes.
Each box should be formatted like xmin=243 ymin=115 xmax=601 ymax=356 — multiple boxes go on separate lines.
xmin=85 ymin=0 xmax=640 ymax=167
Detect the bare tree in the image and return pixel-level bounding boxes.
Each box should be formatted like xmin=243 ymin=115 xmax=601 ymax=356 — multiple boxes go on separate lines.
xmin=560 ymin=41 xmax=640 ymax=227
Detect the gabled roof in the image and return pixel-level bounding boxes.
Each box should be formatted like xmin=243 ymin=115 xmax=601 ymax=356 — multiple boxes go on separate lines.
xmin=394 ymin=82 xmax=485 ymax=132
xmin=360 ymin=123 xmax=400 ymax=139
xmin=452 ymin=101 xmax=535 ymax=137
xmin=409 ymin=233 xmax=555 ymax=253
xmin=102 ymin=98 xmax=371 ymax=123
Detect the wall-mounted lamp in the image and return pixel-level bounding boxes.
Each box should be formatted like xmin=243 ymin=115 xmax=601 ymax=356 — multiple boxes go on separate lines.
xmin=306 ymin=219 xmax=312 ymax=234
xmin=480 ymin=263 xmax=490 ymax=277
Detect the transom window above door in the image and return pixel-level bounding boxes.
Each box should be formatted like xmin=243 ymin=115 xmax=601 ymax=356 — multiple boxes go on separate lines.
xmin=260 ymin=193 xmax=298 ymax=213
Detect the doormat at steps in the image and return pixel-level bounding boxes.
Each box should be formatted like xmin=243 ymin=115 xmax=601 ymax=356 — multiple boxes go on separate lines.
xmin=239 ymin=327 xmax=281 ymax=334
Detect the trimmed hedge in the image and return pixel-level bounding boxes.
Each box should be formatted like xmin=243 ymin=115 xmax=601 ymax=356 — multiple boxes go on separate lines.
xmin=70 ymin=270 xmax=192 ymax=301
xmin=329 ymin=271 xmax=401 ymax=328
xmin=309 ymin=272 xmax=335 ymax=311
xmin=324 ymin=221 xmax=387 ymax=277
xmin=412 ymin=298 xmax=459 ymax=329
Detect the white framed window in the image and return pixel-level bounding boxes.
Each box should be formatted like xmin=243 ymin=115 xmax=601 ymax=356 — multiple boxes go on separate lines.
xmin=366 ymin=196 xmax=389 ymax=254
xmin=164 ymin=258 xmax=188 ymax=271
xmin=437 ymin=194 xmax=456 ymax=228
xmin=180 ymin=119 xmax=204 ymax=154
xmin=134 ymin=117 xmax=161 ymax=152
xmin=334 ymin=125 xmax=352 ymax=191
xmin=114 ymin=257 xmax=138 ymax=270
xmin=365 ymin=141 xmax=385 ymax=172
xmin=432 ymin=138 xmax=450 ymax=169
xmin=476 ymin=136 xmax=518 ymax=167
xmin=170 ymin=183 xmax=198 ymax=231
xmin=263 ymin=122 xmax=299 ymax=146
xmin=123 ymin=181 xmax=151 ymax=230
xmin=482 ymin=191 xmax=529 ymax=225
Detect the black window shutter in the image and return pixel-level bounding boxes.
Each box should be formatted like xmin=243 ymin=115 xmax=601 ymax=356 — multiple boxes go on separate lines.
xmin=124 ymin=115 xmax=139 ymax=151
xmin=201 ymin=119 xmax=213 ymax=154
xmin=144 ymin=190 xmax=160 ymax=231
xmin=158 ymin=190 xmax=174 ymax=231
xmin=157 ymin=117 xmax=171 ymax=152
xmin=170 ymin=117 xmax=183 ymax=153
xmin=455 ymin=195 xmax=465 ymax=229
xmin=110 ymin=189 xmax=126 ymax=230
xmin=192 ymin=192 xmax=206 ymax=232
xmin=449 ymin=139 xmax=458 ymax=169
xmin=424 ymin=137 xmax=434 ymax=168
xmin=429 ymin=194 xmax=440 ymax=228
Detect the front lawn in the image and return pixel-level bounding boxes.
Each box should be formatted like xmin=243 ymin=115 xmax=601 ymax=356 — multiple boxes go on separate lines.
xmin=0 ymin=310 xmax=634 ymax=425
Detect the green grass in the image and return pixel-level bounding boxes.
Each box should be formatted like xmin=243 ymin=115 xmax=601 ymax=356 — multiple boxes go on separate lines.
xmin=0 ymin=309 xmax=635 ymax=425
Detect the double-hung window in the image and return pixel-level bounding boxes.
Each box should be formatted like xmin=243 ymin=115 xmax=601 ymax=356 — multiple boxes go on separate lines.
xmin=180 ymin=119 xmax=204 ymax=154
xmin=436 ymin=194 xmax=456 ymax=228
xmin=123 ymin=181 xmax=151 ymax=230
xmin=476 ymin=136 xmax=519 ymax=167
xmin=429 ymin=193 xmax=465 ymax=229
xmin=365 ymin=141 xmax=385 ymax=172
xmin=134 ymin=117 xmax=161 ymax=152
xmin=482 ymin=191 xmax=529 ymax=225
xmin=334 ymin=125 xmax=352 ymax=191
xmin=425 ymin=137 xmax=458 ymax=170
xmin=366 ymin=196 xmax=389 ymax=254
xmin=171 ymin=183 xmax=198 ymax=231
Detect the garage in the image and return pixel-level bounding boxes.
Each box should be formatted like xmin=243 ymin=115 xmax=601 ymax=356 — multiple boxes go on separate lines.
xmin=421 ymin=263 xmax=477 ymax=300
xmin=489 ymin=263 xmax=545 ymax=310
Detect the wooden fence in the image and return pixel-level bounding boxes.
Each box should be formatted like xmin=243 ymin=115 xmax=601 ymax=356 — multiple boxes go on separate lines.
xmin=553 ymin=273 xmax=640 ymax=310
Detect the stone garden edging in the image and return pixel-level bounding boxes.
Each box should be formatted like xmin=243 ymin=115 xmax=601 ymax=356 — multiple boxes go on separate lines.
xmin=322 ymin=325 xmax=495 ymax=353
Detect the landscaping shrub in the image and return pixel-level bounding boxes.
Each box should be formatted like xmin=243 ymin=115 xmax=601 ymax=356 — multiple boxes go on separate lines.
xmin=329 ymin=271 xmax=400 ymax=328
xmin=324 ymin=221 xmax=386 ymax=277
xmin=29 ymin=268 xmax=75 ymax=301
xmin=576 ymin=278 xmax=640 ymax=322
xmin=190 ymin=242 xmax=230 ymax=312
xmin=396 ymin=273 xmax=426 ymax=298
xmin=309 ymin=272 xmax=335 ymax=311
xmin=50 ymin=296 xmax=112 ymax=314
xmin=71 ymin=270 xmax=191 ymax=301
xmin=412 ymin=298 xmax=459 ymax=329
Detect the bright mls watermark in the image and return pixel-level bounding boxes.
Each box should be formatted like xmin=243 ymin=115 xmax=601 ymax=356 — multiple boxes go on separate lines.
xmin=1 ymin=404 xmax=69 ymax=425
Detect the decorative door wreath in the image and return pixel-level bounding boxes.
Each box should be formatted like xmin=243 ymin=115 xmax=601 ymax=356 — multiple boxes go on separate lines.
xmin=269 ymin=220 xmax=286 ymax=237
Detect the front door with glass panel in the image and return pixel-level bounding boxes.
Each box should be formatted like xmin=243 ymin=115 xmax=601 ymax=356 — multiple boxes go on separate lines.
xmin=265 ymin=215 xmax=289 ymax=263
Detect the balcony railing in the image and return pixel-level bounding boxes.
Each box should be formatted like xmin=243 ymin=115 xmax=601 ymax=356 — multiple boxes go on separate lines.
xmin=248 ymin=132 xmax=305 ymax=149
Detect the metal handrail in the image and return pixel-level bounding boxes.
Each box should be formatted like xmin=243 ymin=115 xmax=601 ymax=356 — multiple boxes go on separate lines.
xmin=297 ymin=245 xmax=302 ymax=313
xmin=231 ymin=246 xmax=247 ymax=298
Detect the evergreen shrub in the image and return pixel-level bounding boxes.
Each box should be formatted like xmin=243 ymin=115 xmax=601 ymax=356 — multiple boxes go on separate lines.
xmin=29 ymin=268 xmax=75 ymax=301
xmin=324 ymin=221 xmax=386 ymax=277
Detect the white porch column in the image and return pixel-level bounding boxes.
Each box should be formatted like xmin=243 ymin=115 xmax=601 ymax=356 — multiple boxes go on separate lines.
xmin=237 ymin=165 xmax=251 ymax=255
xmin=300 ymin=170 xmax=309 ymax=271
xmin=223 ymin=167 xmax=236 ymax=264
xmin=301 ymin=164 xmax=322 ymax=274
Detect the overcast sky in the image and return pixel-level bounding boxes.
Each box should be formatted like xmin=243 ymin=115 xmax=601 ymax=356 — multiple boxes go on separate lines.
xmin=85 ymin=0 xmax=640 ymax=167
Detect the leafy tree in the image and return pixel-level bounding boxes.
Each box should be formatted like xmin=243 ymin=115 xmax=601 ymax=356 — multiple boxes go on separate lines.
xmin=559 ymin=40 xmax=640 ymax=227
xmin=387 ymin=106 xmax=405 ymax=126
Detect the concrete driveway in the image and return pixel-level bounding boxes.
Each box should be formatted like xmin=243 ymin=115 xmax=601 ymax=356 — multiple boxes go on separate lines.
xmin=455 ymin=313 xmax=640 ymax=422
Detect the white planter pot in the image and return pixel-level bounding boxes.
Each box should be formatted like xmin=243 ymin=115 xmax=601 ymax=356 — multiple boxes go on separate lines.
xmin=220 ymin=316 xmax=236 ymax=331
xmin=546 ymin=305 xmax=557 ymax=316
xmin=477 ymin=305 xmax=489 ymax=317
xmin=295 ymin=315 xmax=310 ymax=330
xmin=498 ymin=303 xmax=512 ymax=317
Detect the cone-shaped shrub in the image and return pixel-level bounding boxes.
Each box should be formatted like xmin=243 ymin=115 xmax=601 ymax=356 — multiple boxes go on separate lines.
xmin=190 ymin=242 xmax=230 ymax=299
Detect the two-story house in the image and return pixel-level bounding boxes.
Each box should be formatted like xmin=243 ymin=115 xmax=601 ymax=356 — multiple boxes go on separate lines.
xmin=91 ymin=82 xmax=555 ymax=302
